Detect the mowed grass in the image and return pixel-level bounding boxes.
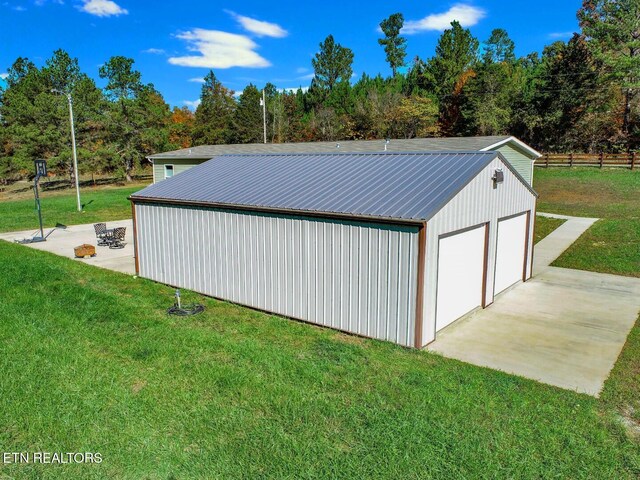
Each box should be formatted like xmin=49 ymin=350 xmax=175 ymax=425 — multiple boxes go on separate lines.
xmin=554 ymin=219 xmax=640 ymax=276
xmin=534 ymin=167 xmax=640 ymax=430
xmin=534 ymin=168 xmax=640 ymax=277
xmin=0 ymin=183 xmax=147 ymax=233
xmin=602 ymin=312 xmax=640 ymax=437
xmin=535 ymin=168 xmax=640 ymax=218
xmin=534 ymin=216 xmax=566 ymax=244
xmin=0 ymin=242 xmax=638 ymax=479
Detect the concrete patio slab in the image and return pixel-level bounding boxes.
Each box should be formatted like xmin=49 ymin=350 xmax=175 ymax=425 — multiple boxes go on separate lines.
xmin=427 ymin=267 xmax=640 ymax=395
xmin=534 ymin=212 xmax=598 ymax=273
xmin=0 ymin=220 xmax=135 ymax=275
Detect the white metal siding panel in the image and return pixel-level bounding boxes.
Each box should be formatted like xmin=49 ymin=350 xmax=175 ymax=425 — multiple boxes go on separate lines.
xmin=422 ymin=157 xmax=536 ymax=346
xmin=493 ymin=144 xmax=534 ymax=186
xmin=136 ymin=205 xmax=420 ymax=347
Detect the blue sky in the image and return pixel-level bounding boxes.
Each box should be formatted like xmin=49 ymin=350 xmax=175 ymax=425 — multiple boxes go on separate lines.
xmin=1 ymin=1 xmax=582 ymax=109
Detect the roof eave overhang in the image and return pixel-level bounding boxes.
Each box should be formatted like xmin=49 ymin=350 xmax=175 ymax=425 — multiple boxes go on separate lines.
xmin=148 ymin=155 xmax=214 ymax=161
xmin=128 ymin=196 xmax=425 ymax=227
xmin=480 ymin=136 xmax=542 ymax=159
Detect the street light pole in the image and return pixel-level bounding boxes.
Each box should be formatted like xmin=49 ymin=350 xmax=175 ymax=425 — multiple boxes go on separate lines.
xmin=261 ymin=89 xmax=267 ymax=144
xmin=66 ymin=93 xmax=81 ymax=212
xmin=52 ymin=89 xmax=82 ymax=212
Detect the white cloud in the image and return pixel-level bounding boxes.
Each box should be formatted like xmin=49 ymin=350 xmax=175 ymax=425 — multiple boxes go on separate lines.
xmin=79 ymin=0 xmax=128 ymax=17
xmin=142 ymin=48 xmax=165 ymax=54
xmin=296 ymin=73 xmax=314 ymax=80
xmin=169 ymin=29 xmax=271 ymax=69
xmin=403 ymin=4 xmax=486 ymax=34
xmin=183 ymin=99 xmax=201 ymax=109
xmin=548 ymin=31 xmax=574 ymax=39
xmin=188 ymin=77 xmax=206 ymax=83
xmin=226 ymin=10 xmax=288 ymax=38
xmin=295 ymin=67 xmax=308 ymax=74
xmin=0 ymin=73 xmax=8 ymax=80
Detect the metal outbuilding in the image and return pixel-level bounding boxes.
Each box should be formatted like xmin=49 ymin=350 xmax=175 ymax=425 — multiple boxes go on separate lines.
xmin=148 ymin=136 xmax=541 ymax=187
xmin=130 ymin=151 xmax=537 ymax=348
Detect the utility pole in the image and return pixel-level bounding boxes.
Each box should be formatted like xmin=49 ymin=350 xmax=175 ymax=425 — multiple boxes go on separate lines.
xmin=52 ymin=89 xmax=82 ymax=212
xmin=261 ymin=89 xmax=267 ymax=144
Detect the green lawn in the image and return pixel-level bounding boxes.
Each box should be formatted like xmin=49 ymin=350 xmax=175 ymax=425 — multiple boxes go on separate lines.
xmin=554 ymin=219 xmax=640 ymax=276
xmin=0 ymin=241 xmax=638 ymax=479
xmin=0 ymin=168 xmax=639 ymax=478
xmin=535 ymin=168 xmax=640 ymax=219
xmin=533 ymin=167 xmax=640 ymax=433
xmin=0 ymin=184 xmax=146 ymax=233
xmin=534 ymin=168 xmax=640 ymax=277
xmin=534 ymin=215 xmax=566 ymax=244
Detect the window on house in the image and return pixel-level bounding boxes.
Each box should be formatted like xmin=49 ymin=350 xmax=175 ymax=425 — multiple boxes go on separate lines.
xmin=164 ymin=164 xmax=174 ymax=179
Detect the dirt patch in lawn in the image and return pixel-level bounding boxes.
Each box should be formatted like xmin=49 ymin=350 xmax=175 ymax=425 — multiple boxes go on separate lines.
xmin=132 ymin=379 xmax=148 ymax=394
xmin=617 ymin=406 xmax=640 ymax=440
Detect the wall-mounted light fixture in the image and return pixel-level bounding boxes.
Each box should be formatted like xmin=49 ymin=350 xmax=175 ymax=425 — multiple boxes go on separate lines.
xmin=492 ymin=168 xmax=504 ymax=188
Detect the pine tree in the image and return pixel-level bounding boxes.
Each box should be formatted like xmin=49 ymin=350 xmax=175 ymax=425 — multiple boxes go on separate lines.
xmin=512 ymin=36 xmax=615 ymax=152
xmin=100 ymin=56 xmax=171 ymax=181
xmin=0 ymin=51 xmax=106 ymax=180
xmin=579 ymin=0 xmax=640 ymax=141
xmin=311 ymin=35 xmax=354 ymax=92
xmin=427 ymin=21 xmax=479 ymax=135
xmin=378 ymin=13 xmax=407 ymax=76
xmin=192 ymin=71 xmax=236 ymax=145
xmin=233 ymin=84 xmax=263 ymax=144
xmin=482 ymin=29 xmax=516 ymax=64
xmin=463 ymin=30 xmax=517 ymax=135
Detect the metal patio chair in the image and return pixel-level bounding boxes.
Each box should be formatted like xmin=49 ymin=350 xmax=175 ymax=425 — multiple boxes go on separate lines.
xmin=94 ymin=223 xmax=109 ymax=246
xmin=108 ymin=227 xmax=126 ymax=249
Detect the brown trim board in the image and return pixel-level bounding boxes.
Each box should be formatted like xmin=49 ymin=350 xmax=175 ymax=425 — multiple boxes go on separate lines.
xmin=529 ymin=199 xmax=538 ymax=280
xmin=481 ymin=221 xmax=491 ymax=308
xmin=492 ymin=210 xmax=530 ymax=298
xmin=414 ymin=222 xmax=427 ymax=348
xmin=522 ymin=210 xmax=531 ymax=282
xmin=131 ymin=201 xmax=140 ymax=276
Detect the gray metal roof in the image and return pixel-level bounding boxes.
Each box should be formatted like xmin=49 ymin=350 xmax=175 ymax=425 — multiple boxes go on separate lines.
xmin=132 ymin=151 xmax=530 ymax=224
xmin=148 ymin=136 xmax=520 ymax=160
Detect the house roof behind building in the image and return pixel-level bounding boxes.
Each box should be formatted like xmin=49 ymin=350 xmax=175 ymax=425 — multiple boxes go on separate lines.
xmin=148 ymin=136 xmax=540 ymax=161
xmin=132 ymin=151 xmax=535 ymax=224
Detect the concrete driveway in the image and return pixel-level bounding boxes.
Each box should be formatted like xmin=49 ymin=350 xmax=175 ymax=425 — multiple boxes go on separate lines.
xmin=428 ymin=267 xmax=640 ymax=395
xmin=428 ymin=213 xmax=640 ymax=396
xmin=0 ymin=220 xmax=135 ymax=275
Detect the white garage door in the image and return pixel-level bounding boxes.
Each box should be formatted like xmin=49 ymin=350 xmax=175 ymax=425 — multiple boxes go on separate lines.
xmin=494 ymin=213 xmax=528 ymax=295
xmin=435 ymin=225 xmax=486 ymax=332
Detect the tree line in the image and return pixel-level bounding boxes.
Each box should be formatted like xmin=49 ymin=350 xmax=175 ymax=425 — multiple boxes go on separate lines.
xmin=0 ymin=0 xmax=637 ymax=181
